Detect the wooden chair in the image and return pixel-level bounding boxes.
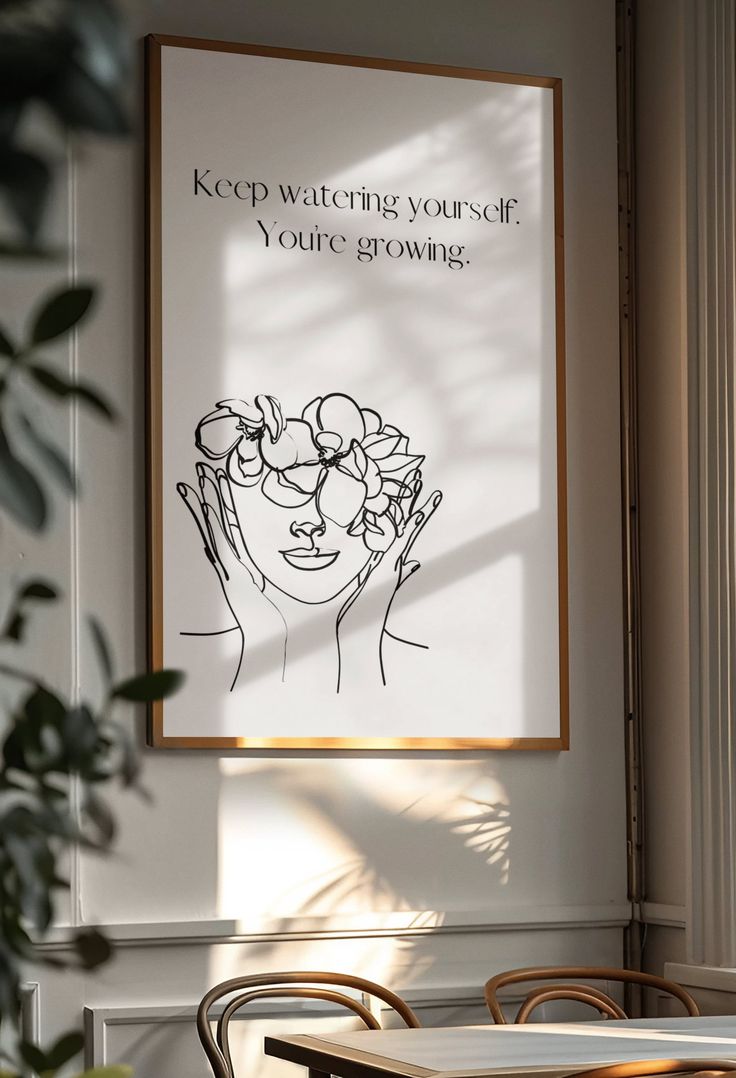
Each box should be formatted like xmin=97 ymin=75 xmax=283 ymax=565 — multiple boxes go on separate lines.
xmin=197 ymin=970 xmax=421 ymax=1078
xmin=568 ymin=1060 xmax=736 ymax=1078
xmin=483 ymin=967 xmax=699 ymax=1024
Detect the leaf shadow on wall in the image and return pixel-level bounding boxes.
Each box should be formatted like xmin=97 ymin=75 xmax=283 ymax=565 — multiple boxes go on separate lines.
xmin=212 ymin=757 xmax=512 ymax=989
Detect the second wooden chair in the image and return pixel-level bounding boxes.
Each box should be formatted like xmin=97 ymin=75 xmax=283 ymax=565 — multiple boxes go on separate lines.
xmin=484 ymin=966 xmax=699 ymax=1024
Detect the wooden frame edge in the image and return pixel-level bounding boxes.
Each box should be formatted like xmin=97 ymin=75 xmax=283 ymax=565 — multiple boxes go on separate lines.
xmin=149 ymin=733 xmax=567 ymax=751
xmin=145 ymin=35 xmax=164 ymax=748
xmin=553 ymin=78 xmax=570 ymax=752
xmin=145 ymin=33 xmax=559 ymax=90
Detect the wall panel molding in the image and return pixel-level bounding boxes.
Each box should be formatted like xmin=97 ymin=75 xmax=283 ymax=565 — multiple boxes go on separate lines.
xmin=83 ymin=985 xmax=534 ymax=1069
xmin=664 ymin=963 xmax=736 ymax=1015
xmin=639 ymin=903 xmax=686 ymax=929
xmin=665 ymin=963 xmax=736 ymax=993
xmin=37 ymin=904 xmax=631 ymax=951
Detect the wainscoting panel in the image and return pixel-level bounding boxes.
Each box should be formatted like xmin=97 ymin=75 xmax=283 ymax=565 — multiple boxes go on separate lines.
xmin=34 ymin=916 xmax=625 ymax=1076
xmin=84 ymin=977 xmax=629 ymax=1077
xmin=84 ymin=989 xmax=492 ymax=1077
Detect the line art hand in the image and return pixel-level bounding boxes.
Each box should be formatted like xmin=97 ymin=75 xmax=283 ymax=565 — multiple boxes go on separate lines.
xmin=177 ymin=464 xmax=287 ymax=689
xmin=336 ymin=468 xmax=442 ymax=688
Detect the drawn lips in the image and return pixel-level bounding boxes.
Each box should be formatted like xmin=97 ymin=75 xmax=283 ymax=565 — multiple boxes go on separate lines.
xmin=280 ymin=547 xmax=340 ymax=571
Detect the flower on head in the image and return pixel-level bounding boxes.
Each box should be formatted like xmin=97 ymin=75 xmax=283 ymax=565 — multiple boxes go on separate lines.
xmin=195 ymin=394 xmax=284 ymax=486
xmin=195 ymin=391 xmax=424 ymax=552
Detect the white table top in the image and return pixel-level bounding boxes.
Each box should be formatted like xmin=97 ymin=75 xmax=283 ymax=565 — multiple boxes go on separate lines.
xmin=265 ymin=1015 xmax=736 ymax=1078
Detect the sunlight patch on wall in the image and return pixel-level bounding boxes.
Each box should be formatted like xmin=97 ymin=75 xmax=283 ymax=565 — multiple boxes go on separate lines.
xmin=205 ymin=932 xmax=402 ymax=1007
xmin=216 ymin=758 xmax=511 ymax=920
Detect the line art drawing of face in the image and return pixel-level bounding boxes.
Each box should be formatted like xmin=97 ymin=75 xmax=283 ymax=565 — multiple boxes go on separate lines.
xmin=228 ymin=479 xmax=375 ymax=603
xmin=193 ymin=392 xmax=425 ymax=604
xmin=178 ymin=390 xmax=444 ymax=693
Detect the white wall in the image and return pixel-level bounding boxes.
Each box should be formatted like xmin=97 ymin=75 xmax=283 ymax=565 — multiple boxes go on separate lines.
xmin=8 ymin=0 xmax=626 ymax=1071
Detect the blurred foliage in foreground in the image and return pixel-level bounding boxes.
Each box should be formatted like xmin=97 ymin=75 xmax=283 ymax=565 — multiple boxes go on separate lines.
xmin=0 ymin=2 xmax=183 ymax=1075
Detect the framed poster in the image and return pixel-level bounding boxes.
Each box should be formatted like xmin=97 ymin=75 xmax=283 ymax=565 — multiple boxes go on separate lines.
xmin=146 ymin=34 xmax=568 ymax=750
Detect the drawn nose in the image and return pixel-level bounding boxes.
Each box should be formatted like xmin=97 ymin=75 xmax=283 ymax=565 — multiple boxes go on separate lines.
xmin=290 ymin=518 xmax=326 ymax=540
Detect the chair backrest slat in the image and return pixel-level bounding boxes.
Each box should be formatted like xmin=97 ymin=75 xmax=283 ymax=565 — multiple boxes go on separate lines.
xmin=515 ymin=985 xmax=627 ymax=1023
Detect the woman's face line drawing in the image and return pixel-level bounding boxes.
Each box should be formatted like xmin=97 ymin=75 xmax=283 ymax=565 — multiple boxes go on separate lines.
xmin=235 ymin=478 xmax=375 ymax=604
xmin=194 ymin=391 xmax=425 ymax=605
xmin=280 ymin=510 xmax=339 ymax=574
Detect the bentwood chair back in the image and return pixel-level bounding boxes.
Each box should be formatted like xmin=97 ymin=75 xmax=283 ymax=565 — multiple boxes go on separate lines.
xmin=569 ymin=1060 xmax=736 ymax=1078
xmin=197 ymin=970 xmax=421 ymax=1078
xmin=484 ymin=966 xmax=700 ymax=1024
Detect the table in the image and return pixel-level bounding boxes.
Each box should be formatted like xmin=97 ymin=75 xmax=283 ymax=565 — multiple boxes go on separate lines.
xmin=265 ymin=1015 xmax=736 ymax=1078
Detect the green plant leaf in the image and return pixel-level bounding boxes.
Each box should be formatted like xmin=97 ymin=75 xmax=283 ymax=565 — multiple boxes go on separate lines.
xmin=19 ymin=415 xmax=77 ymax=494
xmin=19 ymin=1042 xmax=48 ymax=1075
xmin=88 ymin=617 xmax=114 ymax=683
xmin=3 ymin=612 xmax=24 ymax=641
xmin=20 ymin=581 xmax=58 ymax=601
xmin=1 ymin=919 xmax=36 ymax=961
xmin=49 ymin=63 xmax=129 ymax=137
xmin=82 ymin=790 xmax=115 ymax=845
xmin=0 ymin=422 xmax=46 ymax=531
xmin=61 ymin=706 xmax=100 ymax=774
xmin=0 ymin=955 xmax=21 ymax=1024
xmin=2 ymin=581 xmax=58 ymax=641
xmin=0 ymin=240 xmax=60 ymax=261
xmin=0 ymin=146 xmax=51 ymax=240
xmin=5 ymin=833 xmax=54 ymax=930
xmin=27 ymin=364 xmax=115 ymax=420
xmin=112 ymin=669 xmax=184 ymax=703
xmin=3 ymin=684 xmax=66 ymax=771
xmin=72 ymin=928 xmax=112 ymax=970
xmin=43 ymin=1030 xmax=84 ymax=1071
xmin=115 ymin=725 xmax=139 ymax=788
xmin=24 ymin=685 xmax=66 ymax=730
xmin=0 ymin=323 xmax=15 ymax=357
xmin=30 ymin=286 xmax=94 ymax=345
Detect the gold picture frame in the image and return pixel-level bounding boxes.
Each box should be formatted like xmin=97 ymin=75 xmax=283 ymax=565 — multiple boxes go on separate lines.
xmin=145 ymin=34 xmax=568 ymax=750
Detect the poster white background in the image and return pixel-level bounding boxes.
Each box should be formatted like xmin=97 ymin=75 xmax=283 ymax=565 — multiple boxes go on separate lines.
xmin=158 ymin=44 xmax=561 ymax=740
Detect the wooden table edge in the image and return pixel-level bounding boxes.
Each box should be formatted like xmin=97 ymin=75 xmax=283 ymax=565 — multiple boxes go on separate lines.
xmin=265 ymin=1034 xmax=435 ymax=1078
xmin=264 ymin=1034 xmax=607 ymax=1078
